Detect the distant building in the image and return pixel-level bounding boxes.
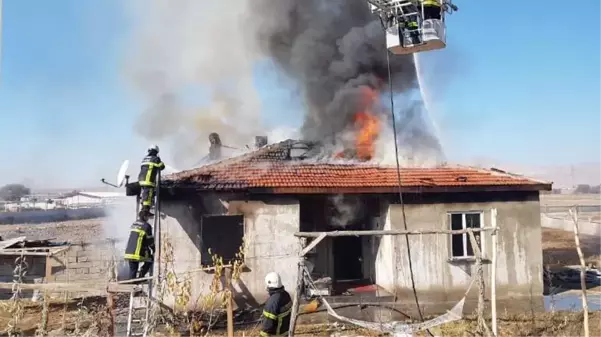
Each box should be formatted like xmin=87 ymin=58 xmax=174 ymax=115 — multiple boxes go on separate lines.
xmin=54 ymin=191 xmax=125 ymax=209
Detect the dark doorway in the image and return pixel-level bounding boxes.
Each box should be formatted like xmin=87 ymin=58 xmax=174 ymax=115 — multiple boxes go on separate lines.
xmin=333 ymin=235 xmax=363 ymax=281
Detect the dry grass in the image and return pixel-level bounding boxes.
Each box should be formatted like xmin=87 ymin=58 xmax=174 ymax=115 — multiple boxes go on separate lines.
xmin=0 ymin=297 xmax=111 ymax=336
xmin=132 ymin=312 xmax=601 ymax=336
xmin=2 ymin=298 xmax=600 ymax=336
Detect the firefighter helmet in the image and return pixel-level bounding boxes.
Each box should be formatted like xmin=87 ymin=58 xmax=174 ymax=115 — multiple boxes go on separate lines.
xmin=265 ymin=272 xmax=282 ymax=289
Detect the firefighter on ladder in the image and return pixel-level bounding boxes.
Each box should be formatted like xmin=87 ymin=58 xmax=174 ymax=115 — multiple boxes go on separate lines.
xmin=260 ymin=272 xmax=292 ymax=337
xmin=124 ymin=211 xmax=155 ymax=282
xmin=138 ymin=145 xmax=165 ymax=216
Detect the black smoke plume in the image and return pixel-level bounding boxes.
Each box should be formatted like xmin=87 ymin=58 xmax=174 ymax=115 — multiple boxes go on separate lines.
xmin=247 ymin=0 xmax=443 ymax=159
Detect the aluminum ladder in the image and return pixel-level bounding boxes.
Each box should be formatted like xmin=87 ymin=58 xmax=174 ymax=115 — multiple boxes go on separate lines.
xmin=126 ymin=283 xmax=151 ymax=337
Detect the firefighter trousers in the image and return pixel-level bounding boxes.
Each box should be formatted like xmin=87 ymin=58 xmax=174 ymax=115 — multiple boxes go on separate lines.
xmin=128 ymin=260 xmax=153 ymax=281
xmin=140 ymin=186 xmax=155 ymax=211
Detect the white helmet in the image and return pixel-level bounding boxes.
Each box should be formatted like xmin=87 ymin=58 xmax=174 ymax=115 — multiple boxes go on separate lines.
xmin=148 ymin=144 xmax=160 ymax=153
xmin=265 ymin=272 xmax=282 ymax=289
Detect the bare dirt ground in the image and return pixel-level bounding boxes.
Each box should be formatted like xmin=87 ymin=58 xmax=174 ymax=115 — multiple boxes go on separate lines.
xmin=542 ymin=227 xmax=600 ymax=266
xmin=0 ymin=218 xmax=105 ymax=243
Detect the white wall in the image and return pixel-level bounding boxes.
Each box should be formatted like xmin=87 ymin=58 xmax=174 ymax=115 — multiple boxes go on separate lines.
xmin=160 ymin=198 xmax=301 ymax=311
xmin=387 ymin=197 xmax=544 ymax=305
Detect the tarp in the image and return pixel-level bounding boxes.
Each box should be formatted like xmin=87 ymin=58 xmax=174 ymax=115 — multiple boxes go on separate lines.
xmin=304 ymin=265 xmax=475 ymax=337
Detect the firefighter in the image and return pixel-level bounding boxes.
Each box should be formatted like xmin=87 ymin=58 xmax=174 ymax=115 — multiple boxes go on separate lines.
xmin=422 ymin=0 xmax=442 ymax=20
xmin=399 ymin=2 xmax=421 ymax=46
xmin=208 ymin=133 xmax=222 ymax=160
xmin=405 ymin=16 xmax=421 ymax=45
xmin=260 ymin=272 xmax=292 ymax=337
xmin=124 ymin=211 xmax=155 ymax=281
xmin=138 ymin=145 xmax=165 ymax=215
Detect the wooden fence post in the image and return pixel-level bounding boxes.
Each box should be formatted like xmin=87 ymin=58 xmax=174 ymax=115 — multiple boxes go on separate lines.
xmin=569 ymin=207 xmax=589 ymax=337
xmin=106 ymin=291 xmax=115 ymax=337
xmin=225 ymin=267 xmax=234 ymax=337
xmin=490 ymin=209 xmax=498 ymax=337
xmin=288 ymin=260 xmax=305 ymax=337
xmin=468 ymin=230 xmax=492 ymax=337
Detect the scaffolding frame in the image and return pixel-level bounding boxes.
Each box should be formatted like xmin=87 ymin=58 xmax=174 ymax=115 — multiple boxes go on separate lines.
xmin=288 ymin=225 xmax=499 ymax=337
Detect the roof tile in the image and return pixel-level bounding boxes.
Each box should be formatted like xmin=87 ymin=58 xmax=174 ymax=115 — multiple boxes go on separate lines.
xmin=164 ymin=140 xmax=552 ymax=193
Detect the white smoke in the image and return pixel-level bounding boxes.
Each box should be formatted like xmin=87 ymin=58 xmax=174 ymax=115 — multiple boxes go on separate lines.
xmin=328 ymin=194 xmax=361 ymax=228
xmin=102 ymin=198 xmax=138 ymax=251
xmin=121 ymin=0 xmax=265 ymax=168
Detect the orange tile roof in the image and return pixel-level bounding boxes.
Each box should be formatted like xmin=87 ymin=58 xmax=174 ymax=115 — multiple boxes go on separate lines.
xmin=165 ymin=140 xmax=552 ymax=194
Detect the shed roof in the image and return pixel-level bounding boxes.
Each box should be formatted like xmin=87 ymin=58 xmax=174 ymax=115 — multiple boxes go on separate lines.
xmin=164 ymin=140 xmax=552 ymax=194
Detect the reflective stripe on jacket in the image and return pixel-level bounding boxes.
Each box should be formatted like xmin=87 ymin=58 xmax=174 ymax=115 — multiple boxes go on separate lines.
xmin=124 ymin=221 xmax=154 ymax=261
xmin=423 ymin=0 xmax=441 ymax=7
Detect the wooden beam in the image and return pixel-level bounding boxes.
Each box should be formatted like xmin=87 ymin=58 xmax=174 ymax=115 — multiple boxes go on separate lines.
xmin=468 ymin=231 xmax=492 ymax=336
xmin=295 ymin=227 xmax=496 ymax=238
xmin=490 ymin=209 xmax=498 ymax=337
xmin=225 ymin=267 xmax=234 ymax=337
xmin=300 ymin=233 xmax=327 ymax=257
xmin=288 ymin=261 xmax=305 ymax=337
xmin=107 ymin=292 xmax=116 ymax=337
xmin=569 ymin=207 xmax=589 ymax=337
xmin=0 ymin=236 xmax=26 ymax=250
xmin=49 ymin=246 xmax=71 ymax=256
xmin=116 ymin=276 xmax=154 ymax=284
xmin=0 ymin=251 xmax=51 ymax=256
xmin=0 ymin=282 xmax=105 ymax=292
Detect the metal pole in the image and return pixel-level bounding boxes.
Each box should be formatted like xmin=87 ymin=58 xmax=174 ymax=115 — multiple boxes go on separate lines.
xmin=491 ymin=209 xmax=498 ymax=337
xmin=151 ymin=173 xmax=161 ymax=298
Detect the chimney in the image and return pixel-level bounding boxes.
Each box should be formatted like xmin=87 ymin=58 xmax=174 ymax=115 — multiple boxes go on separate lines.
xmin=255 ymin=136 xmax=268 ymax=149
xmin=208 ymin=132 xmax=222 ymax=160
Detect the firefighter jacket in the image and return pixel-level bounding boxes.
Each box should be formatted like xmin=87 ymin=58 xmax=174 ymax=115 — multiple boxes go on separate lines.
xmin=260 ymin=287 xmax=292 ymax=337
xmin=124 ymin=221 xmax=155 ymax=262
xmin=138 ymin=154 xmax=166 ymax=187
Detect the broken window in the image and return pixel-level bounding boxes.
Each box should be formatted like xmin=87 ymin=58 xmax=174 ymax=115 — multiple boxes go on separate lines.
xmin=449 ymin=212 xmax=483 ymax=258
xmin=200 ymin=215 xmax=244 ymax=266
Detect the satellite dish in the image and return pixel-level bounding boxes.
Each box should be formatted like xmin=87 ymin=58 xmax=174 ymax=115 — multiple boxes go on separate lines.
xmin=116 ymin=160 xmax=130 ymax=187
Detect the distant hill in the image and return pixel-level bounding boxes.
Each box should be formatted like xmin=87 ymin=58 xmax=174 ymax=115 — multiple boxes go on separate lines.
xmin=467 ymin=161 xmax=600 ymax=189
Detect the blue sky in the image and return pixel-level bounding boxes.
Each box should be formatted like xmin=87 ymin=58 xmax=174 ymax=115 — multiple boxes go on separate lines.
xmin=0 ymin=0 xmax=599 ymax=189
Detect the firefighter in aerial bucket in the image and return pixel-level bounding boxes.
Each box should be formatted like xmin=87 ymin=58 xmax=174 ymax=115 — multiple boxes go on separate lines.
xmin=137 ymin=144 xmax=165 ymax=215
xmin=260 ymin=272 xmax=292 ymax=337
xmin=124 ymin=211 xmax=155 ymax=282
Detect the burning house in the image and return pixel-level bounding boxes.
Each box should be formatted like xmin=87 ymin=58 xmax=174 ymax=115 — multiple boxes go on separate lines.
xmin=157 ymin=136 xmax=552 ymax=316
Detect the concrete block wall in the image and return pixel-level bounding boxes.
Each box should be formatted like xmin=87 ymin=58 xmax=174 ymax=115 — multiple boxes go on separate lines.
xmin=160 ymin=197 xmax=301 ymax=311
xmin=386 ymin=193 xmax=544 ymax=313
xmin=49 ymin=242 xmax=116 ymax=297
xmin=0 ymin=241 xmax=117 ymax=300
xmin=0 ymin=255 xmax=47 ymax=299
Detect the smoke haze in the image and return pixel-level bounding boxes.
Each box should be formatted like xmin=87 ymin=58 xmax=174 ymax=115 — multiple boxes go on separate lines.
xmin=122 ymin=0 xmax=444 ymax=166
xmin=121 ymin=0 xmax=263 ymax=168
